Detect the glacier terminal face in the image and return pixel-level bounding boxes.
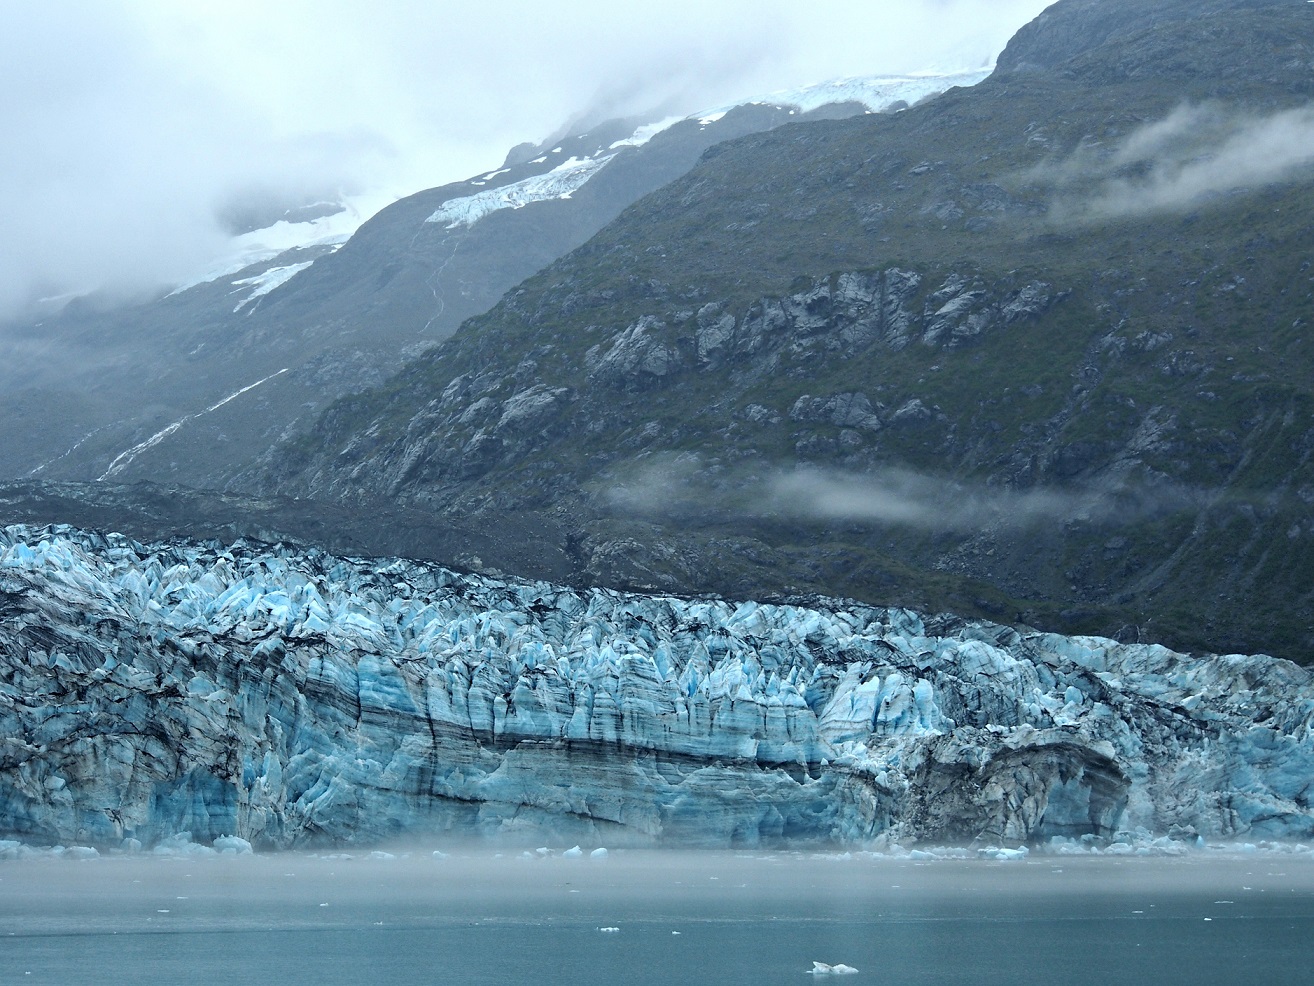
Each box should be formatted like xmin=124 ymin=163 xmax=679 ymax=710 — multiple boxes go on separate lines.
xmin=0 ymin=524 xmax=1310 ymax=849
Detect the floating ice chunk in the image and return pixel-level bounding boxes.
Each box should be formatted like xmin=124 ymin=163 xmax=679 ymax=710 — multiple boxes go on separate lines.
xmin=563 ymin=845 xmax=584 ymax=858
xmin=152 ymin=832 xmax=215 ymax=856
xmin=809 ymin=962 xmax=859 ymax=975
xmin=213 ymin=835 xmax=253 ymax=855
xmin=978 ymin=846 xmax=1029 ymax=861
xmin=590 ymin=847 xmax=608 ymax=859
xmin=432 ymin=850 xmax=450 ymax=859
xmin=598 ymin=926 xmax=620 ymax=933
xmin=535 ymin=847 xmax=553 ymax=856
xmin=368 ymin=850 xmax=396 ymax=860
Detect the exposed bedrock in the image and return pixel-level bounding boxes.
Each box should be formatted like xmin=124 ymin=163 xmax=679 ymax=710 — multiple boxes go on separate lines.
xmin=0 ymin=525 xmax=1310 ymax=849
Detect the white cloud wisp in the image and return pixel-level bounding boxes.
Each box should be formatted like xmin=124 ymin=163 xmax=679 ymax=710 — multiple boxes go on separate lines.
xmin=0 ymin=0 xmax=1050 ymax=321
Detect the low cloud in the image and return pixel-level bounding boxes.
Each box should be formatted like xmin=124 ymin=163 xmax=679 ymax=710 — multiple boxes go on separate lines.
xmin=0 ymin=0 xmax=1049 ymax=322
xmin=767 ymin=467 xmax=1100 ymax=530
xmin=1045 ymin=103 xmax=1314 ymax=222
xmin=603 ymin=457 xmax=1185 ymax=533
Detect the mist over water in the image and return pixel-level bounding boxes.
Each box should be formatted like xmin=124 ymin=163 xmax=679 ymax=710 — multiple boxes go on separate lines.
xmin=2 ymin=851 xmax=1311 ymax=985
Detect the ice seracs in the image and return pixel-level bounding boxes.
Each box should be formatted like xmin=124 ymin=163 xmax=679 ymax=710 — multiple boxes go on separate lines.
xmin=1 ymin=524 xmax=1312 ymax=850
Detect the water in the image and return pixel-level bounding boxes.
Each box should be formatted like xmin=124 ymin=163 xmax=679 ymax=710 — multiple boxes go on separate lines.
xmin=1 ymin=850 xmax=1311 ymax=984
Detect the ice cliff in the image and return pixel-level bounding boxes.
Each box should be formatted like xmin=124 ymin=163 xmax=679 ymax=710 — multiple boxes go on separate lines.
xmin=1 ymin=524 xmax=1310 ymax=849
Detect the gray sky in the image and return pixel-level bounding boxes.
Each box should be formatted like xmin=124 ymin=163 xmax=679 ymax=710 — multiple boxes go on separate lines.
xmin=0 ymin=0 xmax=1051 ymax=317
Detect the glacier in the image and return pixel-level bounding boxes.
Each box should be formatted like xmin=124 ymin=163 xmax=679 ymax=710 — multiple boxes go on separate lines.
xmin=230 ymin=261 xmax=317 ymax=313
xmin=426 ymin=72 xmax=988 ymax=233
xmin=700 ymin=69 xmax=991 ymax=119
xmin=427 ymin=153 xmax=625 ymax=229
xmin=1 ymin=524 xmax=1311 ymax=851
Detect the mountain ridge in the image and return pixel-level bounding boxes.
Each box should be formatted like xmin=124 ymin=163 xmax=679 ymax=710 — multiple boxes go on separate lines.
xmin=248 ymin=0 xmax=1314 ymax=661
xmin=2 ymin=80 xmax=951 ymax=488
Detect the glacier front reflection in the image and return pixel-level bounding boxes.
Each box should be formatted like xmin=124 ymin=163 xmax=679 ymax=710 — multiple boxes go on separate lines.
xmin=2 ymin=850 xmax=1312 ymax=985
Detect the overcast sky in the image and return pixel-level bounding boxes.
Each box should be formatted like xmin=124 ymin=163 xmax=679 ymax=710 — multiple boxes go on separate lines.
xmin=1 ymin=0 xmax=1051 ymax=318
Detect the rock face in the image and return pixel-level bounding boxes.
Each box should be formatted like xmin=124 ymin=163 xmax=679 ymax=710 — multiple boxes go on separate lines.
xmin=994 ymin=0 xmax=1294 ymax=76
xmin=286 ymin=267 xmax=1057 ymax=502
xmin=2 ymin=524 xmax=1310 ymax=849
xmin=1 ymin=86 xmax=925 ymax=489
xmin=255 ymin=1 xmax=1314 ymax=663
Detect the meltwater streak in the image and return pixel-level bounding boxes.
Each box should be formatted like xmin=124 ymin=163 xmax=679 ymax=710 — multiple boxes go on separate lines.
xmin=1 ymin=852 xmax=1311 ymax=986
xmin=97 ymin=368 xmax=289 ymax=480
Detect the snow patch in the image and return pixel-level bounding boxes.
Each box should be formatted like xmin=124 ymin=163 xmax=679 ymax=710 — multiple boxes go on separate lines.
xmin=426 ymin=154 xmax=619 ymax=229
xmin=97 ymin=368 xmax=289 ymax=480
xmin=701 ymin=70 xmax=991 ymax=121
xmin=169 ymin=188 xmax=389 ymax=296
xmin=426 ymin=72 xmax=987 ymax=232
xmin=231 ymin=262 xmax=314 ymax=313
xmin=609 ymin=116 xmax=685 ymax=149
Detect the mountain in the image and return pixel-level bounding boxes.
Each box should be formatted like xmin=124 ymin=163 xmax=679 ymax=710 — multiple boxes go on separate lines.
xmin=3 ymin=523 xmax=1310 ymax=849
xmin=252 ymin=0 xmax=1314 ymax=662
xmin=3 ymin=0 xmax=1313 ymax=857
xmin=0 ymin=76 xmax=968 ymax=489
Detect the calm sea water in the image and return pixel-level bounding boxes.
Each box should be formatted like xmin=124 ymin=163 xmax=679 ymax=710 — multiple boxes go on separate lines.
xmin=1 ymin=850 xmax=1310 ymax=985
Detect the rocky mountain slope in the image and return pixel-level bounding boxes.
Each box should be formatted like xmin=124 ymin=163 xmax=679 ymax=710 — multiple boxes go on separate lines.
xmin=0 ymin=80 xmax=956 ymax=489
xmin=3 ymin=524 xmax=1310 ymax=849
xmin=255 ymin=0 xmax=1314 ymax=662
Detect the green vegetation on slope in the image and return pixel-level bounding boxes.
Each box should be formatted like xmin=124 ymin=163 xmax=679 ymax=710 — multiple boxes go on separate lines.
xmin=257 ymin=3 xmax=1314 ymax=662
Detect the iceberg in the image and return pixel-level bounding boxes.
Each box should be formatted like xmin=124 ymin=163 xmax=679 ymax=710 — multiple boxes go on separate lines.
xmin=0 ymin=524 xmax=1311 ymax=850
